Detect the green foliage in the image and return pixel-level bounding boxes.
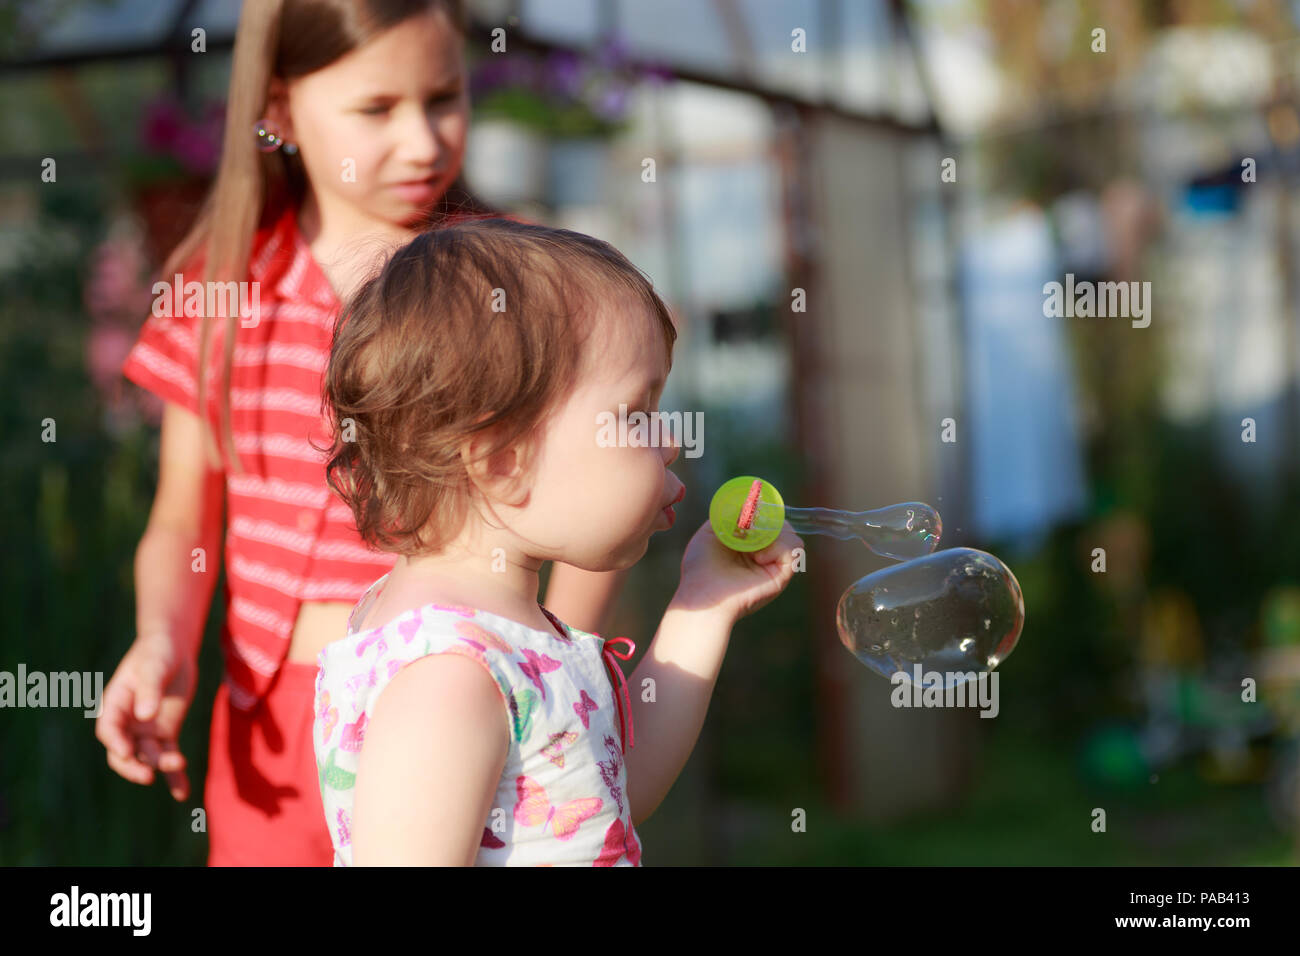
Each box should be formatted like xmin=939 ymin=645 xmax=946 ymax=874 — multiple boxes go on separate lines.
xmin=0 ymin=182 xmax=225 ymax=865
xmin=474 ymin=87 xmax=628 ymax=138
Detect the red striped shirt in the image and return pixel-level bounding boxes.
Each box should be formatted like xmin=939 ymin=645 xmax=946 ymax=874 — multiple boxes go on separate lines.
xmin=122 ymin=205 xmax=405 ymax=710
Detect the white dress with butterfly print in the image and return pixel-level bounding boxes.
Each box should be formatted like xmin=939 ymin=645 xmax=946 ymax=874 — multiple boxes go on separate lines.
xmin=314 ymin=572 xmax=642 ymax=866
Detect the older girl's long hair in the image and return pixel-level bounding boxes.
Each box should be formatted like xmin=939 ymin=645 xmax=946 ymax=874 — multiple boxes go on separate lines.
xmin=164 ymin=0 xmax=490 ymax=472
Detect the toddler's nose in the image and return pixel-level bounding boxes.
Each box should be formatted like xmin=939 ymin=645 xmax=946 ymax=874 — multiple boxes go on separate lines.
xmin=665 ymin=472 xmax=686 ymax=507
xmin=661 ymin=429 xmax=680 ymax=466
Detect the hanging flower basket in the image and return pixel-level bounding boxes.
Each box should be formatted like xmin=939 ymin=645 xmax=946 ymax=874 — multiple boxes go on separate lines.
xmin=467 ymin=40 xmax=673 ymax=138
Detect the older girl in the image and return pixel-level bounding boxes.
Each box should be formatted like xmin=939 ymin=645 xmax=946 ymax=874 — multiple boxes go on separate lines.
xmin=97 ymin=0 xmax=623 ymax=865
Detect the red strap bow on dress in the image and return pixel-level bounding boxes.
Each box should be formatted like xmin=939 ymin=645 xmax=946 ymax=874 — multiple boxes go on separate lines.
xmin=601 ymin=637 xmax=636 ymax=754
xmin=538 ymin=605 xmax=636 ymax=754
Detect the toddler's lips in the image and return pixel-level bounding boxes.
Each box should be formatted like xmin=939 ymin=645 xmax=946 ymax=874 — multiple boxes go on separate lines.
xmin=660 ymin=485 xmax=685 ymax=528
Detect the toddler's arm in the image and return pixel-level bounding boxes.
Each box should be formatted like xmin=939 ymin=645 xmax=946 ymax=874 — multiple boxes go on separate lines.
xmin=622 ymin=521 xmax=803 ymax=826
xmin=352 ymin=654 xmax=510 ymax=865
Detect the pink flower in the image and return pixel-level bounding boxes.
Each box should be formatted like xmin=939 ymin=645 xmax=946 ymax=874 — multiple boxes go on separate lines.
xmin=83 ymin=234 xmax=151 ymax=322
xmin=84 ymin=228 xmax=164 ymax=427
xmin=141 ymin=97 xmax=186 ymax=155
xmin=139 ymin=95 xmax=225 ymax=177
xmin=86 ymin=322 xmax=133 ymax=395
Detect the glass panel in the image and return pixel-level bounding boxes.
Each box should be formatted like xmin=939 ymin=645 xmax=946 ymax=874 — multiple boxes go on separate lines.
xmin=26 ymin=0 xmax=179 ymax=56
xmin=735 ymin=0 xmax=824 ymax=99
xmin=522 ymin=0 xmax=601 ymax=46
xmin=679 ymin=157 xmax=781 ymax=306
xmin=664 ymin=80 xmax=774 ymax=152
xmin=189 ymin=0 xmax=244 ymax=36
xmin=616 ymin=0 xmax=738 ymax=78
xmin=838 ymin=0 xmax=894 ymax=114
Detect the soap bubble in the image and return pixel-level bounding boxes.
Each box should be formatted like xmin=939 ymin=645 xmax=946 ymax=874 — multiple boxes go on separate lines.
xmin=836 ymin=548 xmax=1024 ymax=687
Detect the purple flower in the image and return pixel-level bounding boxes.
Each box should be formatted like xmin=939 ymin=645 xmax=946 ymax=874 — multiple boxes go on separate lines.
xmin=471 ymin=55 xmax=541 ymax=96
xmin=545 ymin=50 xmax=586 ymax=98
xmin=470 ymin=56 xmax=514 ymax=95
xmin=595 ymin=33 xmax=631 ymax=71
xmin=592 ymin=84 xmax=629 ymax=122
xmin=641 ymin=60 xmax=674 ymax=88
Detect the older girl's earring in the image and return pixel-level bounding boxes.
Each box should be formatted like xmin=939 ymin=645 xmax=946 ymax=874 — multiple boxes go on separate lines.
xmin=283 ymin=142 xmax=298 ymax=155
xmin=254 ymin=118 xmax=285 ymax=152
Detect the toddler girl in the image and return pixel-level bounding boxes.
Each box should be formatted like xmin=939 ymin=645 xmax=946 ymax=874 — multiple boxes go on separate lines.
xmin=315 ymin=218 xmax=803 ymax=865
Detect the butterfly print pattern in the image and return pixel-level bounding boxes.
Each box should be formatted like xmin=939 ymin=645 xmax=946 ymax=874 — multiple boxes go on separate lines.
xmin=596 ymin=734 xmax=626 ymax=817
xmin=513 ymin=775 xmax=603 ymax=839
xmin=595 ymin=817 xmax=642 ymax=866
xmin=541 ymin=731 xmax=580 ymax=768
xmin=314 ymin=575 xmax=642 ymax=867
xmin=518 ymin=648 xmax=562 ymax=700
xmin=573 ymin=689 xmax=599 ymax=728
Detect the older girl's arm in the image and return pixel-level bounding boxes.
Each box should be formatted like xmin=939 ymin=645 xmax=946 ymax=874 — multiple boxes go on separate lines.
xmin=542 ymin=564 xmax=628 ymax=637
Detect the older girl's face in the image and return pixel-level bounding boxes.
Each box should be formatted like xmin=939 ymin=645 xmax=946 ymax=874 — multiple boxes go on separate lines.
xmin=270 ymin=8 xmax=469 ymax=228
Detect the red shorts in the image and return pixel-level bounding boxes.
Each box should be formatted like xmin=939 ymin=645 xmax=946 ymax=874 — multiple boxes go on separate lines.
xmin=204 ymin=659 xmax=334 ymax=866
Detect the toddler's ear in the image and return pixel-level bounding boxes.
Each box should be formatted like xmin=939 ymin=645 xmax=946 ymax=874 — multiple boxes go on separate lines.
xmin=458 ymin=424 xmax=535 ymax=509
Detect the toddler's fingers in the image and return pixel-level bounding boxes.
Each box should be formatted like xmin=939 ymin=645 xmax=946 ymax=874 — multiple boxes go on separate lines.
xmin=754 ymin=524 xmax=804 ymax=564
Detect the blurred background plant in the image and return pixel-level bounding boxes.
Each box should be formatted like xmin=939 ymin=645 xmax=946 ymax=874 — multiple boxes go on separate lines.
xmin=469 ymin=38 xmax=671 ymax=137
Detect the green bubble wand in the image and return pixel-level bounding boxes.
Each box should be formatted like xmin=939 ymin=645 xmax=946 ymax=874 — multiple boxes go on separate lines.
xmin=708 ymin=476 xmax=1024 ymax=685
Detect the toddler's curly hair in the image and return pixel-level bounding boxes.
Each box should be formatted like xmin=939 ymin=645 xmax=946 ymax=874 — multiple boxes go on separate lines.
xmin=320 ymin=218 xmax=677 ymax=555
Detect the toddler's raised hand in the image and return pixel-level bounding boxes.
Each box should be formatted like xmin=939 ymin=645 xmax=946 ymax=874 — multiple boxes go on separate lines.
xmin=672 ymin=520 xmax=804 ymax=623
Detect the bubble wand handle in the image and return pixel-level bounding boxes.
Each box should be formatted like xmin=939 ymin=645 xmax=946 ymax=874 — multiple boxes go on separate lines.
xmin=708 ymin=476 xmax=942 ymax=560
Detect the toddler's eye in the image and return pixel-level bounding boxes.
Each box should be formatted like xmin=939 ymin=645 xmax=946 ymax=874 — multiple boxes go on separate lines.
xmin=359 ymin=105 xmax=390 ymax=116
